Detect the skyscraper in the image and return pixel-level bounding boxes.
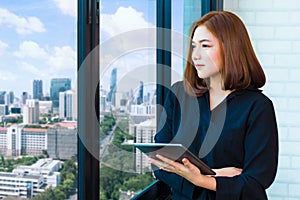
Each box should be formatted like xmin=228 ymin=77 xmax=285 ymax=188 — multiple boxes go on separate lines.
xmin=33 ymin=80 xmax=43 ymax=100
xmin=107 ymin=68 xmax=117 ymax=106
xmin=0 ymin=91 xmax=6 ymax=104
xmin=59 ymin=90 xmax=77 ymax=121
xmin=50 ymin=78 xmax=71 ymax=110
xmin=9 ymin=91 xmax=14 ymax=104
xmin=137 ymin=81 xmax=144 ymax=105
xmin=22 ymin=92 xmax=28 ymax=105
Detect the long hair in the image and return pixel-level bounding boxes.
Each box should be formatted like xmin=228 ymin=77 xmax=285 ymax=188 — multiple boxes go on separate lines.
xmin=184 ymin=11 xmax=265 ymax=96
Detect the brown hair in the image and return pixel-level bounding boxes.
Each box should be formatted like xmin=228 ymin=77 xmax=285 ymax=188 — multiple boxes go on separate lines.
xmin=184 ymin=11 xmax=265 ymax=96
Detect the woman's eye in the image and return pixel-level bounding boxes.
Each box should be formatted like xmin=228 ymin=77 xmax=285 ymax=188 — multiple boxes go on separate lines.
xmin=202 ymin=44 xmax=210 ymax=48
xmin=191 ymin=44 xmax=196 ymax=49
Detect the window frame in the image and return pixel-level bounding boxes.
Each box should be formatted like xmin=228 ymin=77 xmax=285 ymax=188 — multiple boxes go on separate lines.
xmin=77 ymin=0 xmax=223 ymax=199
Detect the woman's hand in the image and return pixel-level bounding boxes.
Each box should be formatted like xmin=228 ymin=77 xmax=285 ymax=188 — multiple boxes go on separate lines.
xmin=213 ymin=167 xmax=242 ymax=177
xmin=150 ymin=154 xmax=217 ymax=191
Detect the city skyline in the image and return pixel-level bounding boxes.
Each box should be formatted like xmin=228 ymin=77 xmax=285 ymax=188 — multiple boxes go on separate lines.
xmin=1 ymin=1 xmax=185 ymax=98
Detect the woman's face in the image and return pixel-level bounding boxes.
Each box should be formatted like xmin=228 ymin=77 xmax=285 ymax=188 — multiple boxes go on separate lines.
xmin=191 ymin=25 xmax=222 ymax=79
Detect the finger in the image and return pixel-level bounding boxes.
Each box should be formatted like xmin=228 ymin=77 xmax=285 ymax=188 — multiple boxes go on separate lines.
xmin=235 ymin=167 xmax=243 ymax=172
xmin=156 ymin=154 xmax=177 ymax=166
xmin=149 ymin=158 xmax=164 ymax=168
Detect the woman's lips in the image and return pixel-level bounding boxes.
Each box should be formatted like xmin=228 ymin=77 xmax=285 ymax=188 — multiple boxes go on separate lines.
xmin=195 ymin=64 xmax=204 ymax=69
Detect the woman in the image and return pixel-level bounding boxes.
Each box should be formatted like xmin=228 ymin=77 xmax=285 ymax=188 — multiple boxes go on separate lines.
xmin=150 ymin=11 xmax=278 ymax=199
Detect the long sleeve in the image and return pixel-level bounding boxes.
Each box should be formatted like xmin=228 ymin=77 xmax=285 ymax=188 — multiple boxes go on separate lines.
xmin=215 ymin=97 xmax=279 ymax=200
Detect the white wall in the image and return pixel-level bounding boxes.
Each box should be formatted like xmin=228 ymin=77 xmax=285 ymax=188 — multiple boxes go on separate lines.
xmin=224 ymin=0 xmax=300 ymax=199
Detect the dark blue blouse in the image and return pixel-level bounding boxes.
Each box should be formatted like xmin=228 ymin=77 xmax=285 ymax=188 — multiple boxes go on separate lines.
xmin=154 ymin=81 xmax=278 ymax=200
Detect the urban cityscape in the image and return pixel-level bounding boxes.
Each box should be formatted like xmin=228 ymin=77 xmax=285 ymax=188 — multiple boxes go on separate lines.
xmin=0 ymin=0 xmax=185 ymax=199
xmin=0 ymin=63 xmax=159 ymax=199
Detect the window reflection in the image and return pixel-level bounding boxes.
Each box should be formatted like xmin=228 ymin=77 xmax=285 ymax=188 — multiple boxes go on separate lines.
xmin=99 ymin=1 xmax=156 ymax=199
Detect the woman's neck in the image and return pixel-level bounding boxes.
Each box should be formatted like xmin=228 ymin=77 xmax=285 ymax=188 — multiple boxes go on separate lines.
xmin=208 ymin=75 xmax=233 ymax=110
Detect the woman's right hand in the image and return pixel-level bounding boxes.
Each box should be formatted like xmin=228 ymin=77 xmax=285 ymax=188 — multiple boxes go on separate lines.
xmin=213 ymin=167 xmax=242 ymax=177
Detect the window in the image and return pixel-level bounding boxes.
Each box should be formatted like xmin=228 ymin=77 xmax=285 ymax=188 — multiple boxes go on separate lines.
xmin=0 ymin=1 xmax=77 ymax=199
xmin=77 ymin=0 xmax=223 ymax=199
xmin=99 ymin=1 xmax=156 ymax=199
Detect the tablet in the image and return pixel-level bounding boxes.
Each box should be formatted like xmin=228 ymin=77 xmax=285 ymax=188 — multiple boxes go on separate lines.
xmin=134 ymin=143 xmax=216 ymax=175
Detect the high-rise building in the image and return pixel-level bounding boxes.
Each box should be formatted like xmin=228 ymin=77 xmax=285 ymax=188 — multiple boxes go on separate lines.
xmin=23 ymin=99 xmax=39 ymax=124
xmin=0 ymin=91 xmax=6 ymax=104
xmin=107 ymin=68 xmax=117 ymax=106
xmin=9 ymin=91 xmax=14 ymax=104
xmin=137 ymin=81 xmax=144 ymax=105
xmin=6 ymin=126 xmax=22 ymax=157
xmin=100 ymin=86 xmax=107 ymax=112
xmin=47 ymin=128 xmax=77 ymax=160
xmin=132 ymin=118 xmax=156 ymax=174
xmin=50 ymin=78 xmax=71 ymax=110
xmin=59 ymin=90 xmax=77 ymax=121
xmin=22 ymin=91 xmax=29 ymax=105
xmin=33 ymin=80 xmax=43 ymax=100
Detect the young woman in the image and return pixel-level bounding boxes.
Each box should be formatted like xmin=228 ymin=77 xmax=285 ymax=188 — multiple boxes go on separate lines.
xmin=150 ymin=11 xmax=278 ymax=200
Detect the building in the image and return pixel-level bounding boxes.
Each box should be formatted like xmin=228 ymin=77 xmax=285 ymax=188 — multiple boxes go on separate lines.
xmin=107 ymin=68 xmax=117 ymax=106
xmin=50 ymin=78 xmax=71 ymax=111
xmin=132 ymin=118 xmax=156 ymax=174
xmin=137 ymin=81 xmax=144 ymax=105
xmin=0 ymin=91 xmax=6 ymax=104
xmin=6 ymin=126 xmax=47 ymax=157
xmin=0 ymin=172 xmax=44 ymax=199
xmin=23 ymin=99 xmax=39 ymax=124
xmin=22 ymin=92 xmax=29 ymax=105
xmin=6 ymin=126 xmax=22 ymax=157
xmin=33 ymin=80 xmax=43 ymax=100
xmin=59 ymin=90 xmax=77 ymax=121
xmin=21 ymin=128 xmax=47 ymax=156
xmin=130 ymin=104 xmax=156 ymax=116
xmin=0 ymin=158 xmax=61 ymax=199
xmin=47 ymin=128 xmax=77 ymax=160
xmin=0 ymin=125 xmax=76 ymax=159
xmin=39 ymin=101 xmax=52 ymax=114
xmin=13 ymin=158 xmax=61 ymax=187
xmin=0 ymin=127 xmax=7 ymax=155
xmin=8 ymin=91 xmax=14 ymax=104
xmin=0 ymin=105 xmax=9 ymax=115
xmin=10 ymin=107 xmax=21 ymax=114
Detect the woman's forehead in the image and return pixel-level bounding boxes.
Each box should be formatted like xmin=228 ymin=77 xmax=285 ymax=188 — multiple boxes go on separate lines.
xmin=192 ymin=26 xmax=217 ymax=43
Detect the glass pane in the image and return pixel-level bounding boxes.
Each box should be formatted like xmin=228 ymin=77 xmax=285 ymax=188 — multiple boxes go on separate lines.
xmin=0 ymin=1 xmax=77 ymax=199
xmin=171 ymin=0 xmax=202 ymax=84
xmin=99 ymin=1 xmax=156 ymax=199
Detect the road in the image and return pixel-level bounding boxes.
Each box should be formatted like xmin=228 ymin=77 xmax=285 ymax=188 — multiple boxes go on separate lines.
xmin=99 ymin=119 xmax=119 ymax=162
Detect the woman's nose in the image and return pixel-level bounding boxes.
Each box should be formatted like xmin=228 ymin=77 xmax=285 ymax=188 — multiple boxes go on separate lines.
xmin=192 ymin=49 xmax=201 ymax=60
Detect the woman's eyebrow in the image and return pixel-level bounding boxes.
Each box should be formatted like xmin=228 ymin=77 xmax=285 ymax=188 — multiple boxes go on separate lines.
xmin=192 ymin=39 xmax=211 ymax=44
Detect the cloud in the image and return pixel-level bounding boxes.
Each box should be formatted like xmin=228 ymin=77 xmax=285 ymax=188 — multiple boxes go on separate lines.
xmin=47 ymin=46 xmax=76 ymax=71
xmin=0 ymin=40 xmax=8 ymax=56
xmin=0 ymin=70 xmax=17 ymax=81
xmin=52 ymin=0 xmax=77 ymax=17
xmin=14 ymin=40 xmax=76 ymax=76
xmin=0 ymin=8 xmax=46 ymax=35
xmin=101 ymin=6 xmax=154 ymax=36
xmin=14 ymin=41 xmax=48 ymax=59
xmin=18 ymin=61 xmax=42 ymax=76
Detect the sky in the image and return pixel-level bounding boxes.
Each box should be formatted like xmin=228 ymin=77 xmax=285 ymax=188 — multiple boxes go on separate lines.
xmin=0 ymin=0 xmax=184 ymax=99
